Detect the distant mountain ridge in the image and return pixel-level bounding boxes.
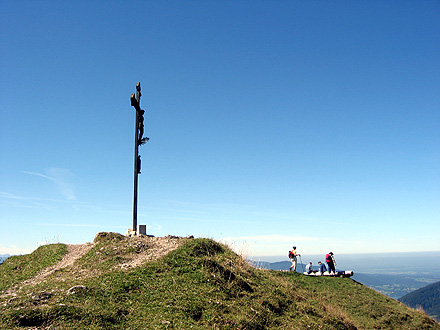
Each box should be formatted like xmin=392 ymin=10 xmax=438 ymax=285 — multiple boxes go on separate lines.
xmin=0 ymin=254 xmax=10 ymax=264
xmin=399 ymin=281 xmax=440 ymax=322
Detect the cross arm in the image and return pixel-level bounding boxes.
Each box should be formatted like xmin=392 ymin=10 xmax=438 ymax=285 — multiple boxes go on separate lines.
xmin=130 ymin=93 xmax=141 ymax=112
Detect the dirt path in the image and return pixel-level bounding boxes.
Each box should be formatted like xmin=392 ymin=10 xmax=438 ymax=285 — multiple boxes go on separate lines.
xmin=21 ymin=243 xmax=94 ymax=287
xmin=0 ymin=234 xmax=197 ymax=310
xmin=1 ymin=234 xmax=189 ymax=302
xmin=23 ymin=235 xmax=188 ymax=283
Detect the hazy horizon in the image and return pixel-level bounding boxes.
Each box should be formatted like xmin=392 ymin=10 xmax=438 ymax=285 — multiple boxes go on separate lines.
xmin=250 ymin=250 xmax=440 ymax=263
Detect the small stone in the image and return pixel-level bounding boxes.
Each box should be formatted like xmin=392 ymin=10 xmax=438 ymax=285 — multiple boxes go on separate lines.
xmin=7 ymin=297 xmax=18 ymax=304
xmin=31 ymin=291 xmax=52 ymax=304
xmin=67 ymin=285 xmax=87 ymax=295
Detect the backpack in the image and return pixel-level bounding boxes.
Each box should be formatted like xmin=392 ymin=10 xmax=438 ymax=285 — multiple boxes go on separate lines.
xmin=288 ymin=250 xmax=295 ymax=259
xmin=326 ymin=254 xmax=332 ymax=263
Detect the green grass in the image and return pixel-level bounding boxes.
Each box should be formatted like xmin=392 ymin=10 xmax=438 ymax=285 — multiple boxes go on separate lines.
xmin=0 ymin=243 xmax=67 ymax=291
xmin=0 ymin=236 xmax=438 ymax=329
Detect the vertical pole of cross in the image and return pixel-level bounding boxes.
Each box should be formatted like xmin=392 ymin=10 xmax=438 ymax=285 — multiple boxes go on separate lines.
xmin=130 ymin=82 xmax=148 ymax=233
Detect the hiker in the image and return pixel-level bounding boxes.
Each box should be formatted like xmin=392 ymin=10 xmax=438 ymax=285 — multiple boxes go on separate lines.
xmin=318 ymin=261 xmax=327 ymax=274
xmin=305 ymin=262 xmax=314 ymax=274
xmin=288 ymin=246 xmax=301 ymax=271
xmin=326 ymin=252 xmax=336 ymax=274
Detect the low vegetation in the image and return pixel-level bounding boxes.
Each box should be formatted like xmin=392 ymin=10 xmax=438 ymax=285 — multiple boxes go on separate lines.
xmin=399 ymin=281 xmax=440 ymax=322
xmin=0 ymin=233 xmax=438 ymax=329
xmin=0 ymin=243 xmax=67 ymax=292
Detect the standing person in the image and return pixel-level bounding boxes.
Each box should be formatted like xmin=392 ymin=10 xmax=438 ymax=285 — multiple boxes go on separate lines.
xmin=326 ymin=252 xmax=336 ymax=274
xmin=288 ymin=246 xmax=301 ymax=272
xmin=318 ymin=261 xmax=327 ymax=274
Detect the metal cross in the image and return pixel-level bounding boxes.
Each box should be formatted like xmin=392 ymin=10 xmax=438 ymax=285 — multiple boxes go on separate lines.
xmin=130 ymin=82 xmax=149 ymax=232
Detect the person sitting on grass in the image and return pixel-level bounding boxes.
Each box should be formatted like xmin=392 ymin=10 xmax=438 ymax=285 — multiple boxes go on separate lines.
xmin=318 ymin=261 xmax=327 ymax=274
xmin=305 ymin=262 xmax=314 ymax=274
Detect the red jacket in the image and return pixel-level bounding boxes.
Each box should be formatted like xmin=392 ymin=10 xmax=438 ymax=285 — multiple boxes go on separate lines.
xmin=326 ymin=254 xmax=333 ymax=264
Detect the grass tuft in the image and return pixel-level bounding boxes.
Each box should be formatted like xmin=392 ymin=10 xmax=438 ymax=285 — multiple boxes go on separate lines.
xmin=93 ymin=232 xmax=125 ymax=243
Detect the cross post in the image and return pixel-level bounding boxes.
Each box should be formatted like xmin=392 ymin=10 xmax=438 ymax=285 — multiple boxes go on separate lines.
xmin=130 ymin=82 xmax=149 ymax=233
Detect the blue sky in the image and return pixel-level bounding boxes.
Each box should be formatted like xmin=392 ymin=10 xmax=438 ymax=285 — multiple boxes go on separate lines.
xmin=1 ymin=1 xmax=439 ymax=258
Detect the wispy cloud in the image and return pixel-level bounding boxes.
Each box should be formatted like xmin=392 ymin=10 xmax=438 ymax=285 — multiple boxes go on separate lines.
xmin=37 ymin=222 xmax=162 ymax=234
xmin=0 ymin=245 xmax=33 ymax=255
xmin=38 ymin=223 xmax=127 ymax=229
xmin=0 ymin=192 xmax=23 ymax=207
xmin=0 ymin=190 xmax=53 ymax=209
xmin=0 ymin=192 xmax=22 ymax=200
xmin=222 ymin=234 xmax=319 ymax=243
xmin=22 ymin=168 xmax=76 ymax=200
xmin=219 ymin=234 xmax=379 ymax=257
xmin=219 ymin=234 xmax=323 ymax=257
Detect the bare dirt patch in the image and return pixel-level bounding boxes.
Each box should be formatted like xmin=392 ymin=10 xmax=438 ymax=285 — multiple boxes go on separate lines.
xmin=116 ymin=235 xmax=189 ymax=270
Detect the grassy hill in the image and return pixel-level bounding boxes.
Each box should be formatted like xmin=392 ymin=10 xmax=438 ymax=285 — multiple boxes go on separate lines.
xmin=0 ymin=232 xmax=439 ymax=329
xmin=399 ymin=281 xmax=440 ymax=322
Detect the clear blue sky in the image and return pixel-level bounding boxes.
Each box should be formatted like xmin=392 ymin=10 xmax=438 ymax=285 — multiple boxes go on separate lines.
xmin=1 ymin=1 xmax=439 ymax=258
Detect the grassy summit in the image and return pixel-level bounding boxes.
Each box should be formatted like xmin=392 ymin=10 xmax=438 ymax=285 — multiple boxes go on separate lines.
xmin=0 ymin=232 xmax=438 ymax=329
